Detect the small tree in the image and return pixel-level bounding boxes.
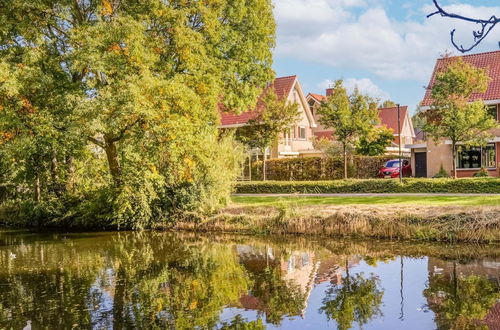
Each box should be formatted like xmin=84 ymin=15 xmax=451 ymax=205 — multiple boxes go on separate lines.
xmin=318 ymin=81 xmax=379 ymax=179
xmin=422 ymin=57 xmax=498 ymax=178
xmin=355 ymin=126 xmax=394 ymax=156
xmin=236 ymin=89 xmax=299 ymax=180
xmin=381 ymin=100 xmax=396 ymax=108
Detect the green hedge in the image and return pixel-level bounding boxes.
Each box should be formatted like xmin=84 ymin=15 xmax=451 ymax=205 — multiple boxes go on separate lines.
xmin=250 ymin=155 xmax=404 ymax=181
xmin=235 ymin=178 xmax=500 ymax=194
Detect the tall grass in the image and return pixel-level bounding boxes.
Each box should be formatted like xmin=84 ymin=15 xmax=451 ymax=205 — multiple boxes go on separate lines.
xmin=172 ymin=204 xmax=500 ymax=243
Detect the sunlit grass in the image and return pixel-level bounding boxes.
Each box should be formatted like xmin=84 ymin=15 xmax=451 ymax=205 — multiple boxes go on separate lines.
xmin=231 ymin=195 xmax=500 ymax=207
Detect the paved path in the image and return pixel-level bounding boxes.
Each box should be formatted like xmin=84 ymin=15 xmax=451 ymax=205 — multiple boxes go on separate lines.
xmin=233 ymin=193 xmax=500 ymax=197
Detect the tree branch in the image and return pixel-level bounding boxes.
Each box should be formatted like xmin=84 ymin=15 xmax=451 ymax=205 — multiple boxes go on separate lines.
xmin=427 ymin=0 xmax=500 ymax=53
xmin=87 ymin=136 xmax=105 ymax=148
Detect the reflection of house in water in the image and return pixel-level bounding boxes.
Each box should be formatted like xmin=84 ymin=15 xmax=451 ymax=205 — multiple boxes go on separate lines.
xmin=235 ymin=245 xmax=319 ymax=318
xmin=235 ymin=245 xmax=362 ymax=320
xmin=315 ymin=256 xmax=361 ymax=286
xmin=427 ymin=257 xmax=500 ymax=329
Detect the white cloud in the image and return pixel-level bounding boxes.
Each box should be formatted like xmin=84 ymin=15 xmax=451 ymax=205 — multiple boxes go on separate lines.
xmin=318 ymin=78 xmax=390 ymax=100
xmin=274 ymin=1 xmax=500 ymax=82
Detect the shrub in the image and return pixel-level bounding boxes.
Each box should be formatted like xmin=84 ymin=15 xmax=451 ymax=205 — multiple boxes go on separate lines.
xmin=433 ymin=164 xmax=450 ymax=178
xmin=250 ymin=156 xmax=404 ymax=181
xmin=235 ymin=178 xmax=500 ymax=194
xmin=473 ymin=167 xmax=489 ymax=177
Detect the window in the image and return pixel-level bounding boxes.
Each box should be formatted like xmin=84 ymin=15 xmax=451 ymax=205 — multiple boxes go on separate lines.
xmin=298 ymin=126 xmax=306 ymax=140
xmin=308 ymin=99 xmax=316 ymax=115
xmin=488 ymin=105 xmax=498 ymax=121
xmin=484 ymin=144 xmax=496 ymax=168
xmin=457 ymin=144 xmax=496 ymax=169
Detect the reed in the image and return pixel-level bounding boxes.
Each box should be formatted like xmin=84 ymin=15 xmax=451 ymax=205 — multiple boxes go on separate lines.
xmin=172 ymin=204 xmax=500 ymax=243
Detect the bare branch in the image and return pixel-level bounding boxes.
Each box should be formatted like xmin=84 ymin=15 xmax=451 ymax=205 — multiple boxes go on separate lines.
xmin=427 ymin=0 xmax=500 ymax=53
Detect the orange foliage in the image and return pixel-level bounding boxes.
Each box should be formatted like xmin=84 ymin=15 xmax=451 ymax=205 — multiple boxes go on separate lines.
xmin=101 ymin=0 xmax=113 ymax=16
xmin=21 ymin=97 xmax=35 ymax=114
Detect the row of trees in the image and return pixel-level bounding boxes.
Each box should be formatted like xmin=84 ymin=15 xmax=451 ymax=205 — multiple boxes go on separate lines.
xmin=0 ymin=1 xmax=276 ymax=227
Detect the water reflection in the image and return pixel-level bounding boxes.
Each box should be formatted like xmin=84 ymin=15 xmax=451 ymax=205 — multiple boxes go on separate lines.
xmin=0 ymin=230 xmax=499 ymax=329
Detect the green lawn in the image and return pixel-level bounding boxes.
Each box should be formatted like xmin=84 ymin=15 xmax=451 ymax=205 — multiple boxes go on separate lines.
xmin=231 ymin=195 xmax=500 ymax=207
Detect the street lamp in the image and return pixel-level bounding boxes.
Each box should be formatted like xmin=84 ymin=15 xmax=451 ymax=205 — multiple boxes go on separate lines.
xmin=397 ymin=104 xmax=402 ymax=183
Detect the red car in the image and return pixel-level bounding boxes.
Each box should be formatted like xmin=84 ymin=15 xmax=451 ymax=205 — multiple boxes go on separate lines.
xmin=378 ymin=159 xmax=412 ymax=178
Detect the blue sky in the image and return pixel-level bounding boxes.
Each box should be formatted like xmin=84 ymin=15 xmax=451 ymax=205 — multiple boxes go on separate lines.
xmin=272 ymin=0 xmax=500 ymax=113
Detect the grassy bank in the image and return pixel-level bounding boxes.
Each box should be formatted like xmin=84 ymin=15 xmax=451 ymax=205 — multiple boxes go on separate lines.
xmin=232 ymin=195 xmax=500 ymax=206
xmin=172 ymin=196 xmax=500 ymax=243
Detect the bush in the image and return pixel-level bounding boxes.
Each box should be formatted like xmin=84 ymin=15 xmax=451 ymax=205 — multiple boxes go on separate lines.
xmin=250 ymin=155 xmax=404 ymax=181
xmin=235 ymin=178 xmax=500 ymax=194
xmin=473 ymin=167 xmax=489 ymax=177
xmin=433 ymin=164 xmax=450 ymax=178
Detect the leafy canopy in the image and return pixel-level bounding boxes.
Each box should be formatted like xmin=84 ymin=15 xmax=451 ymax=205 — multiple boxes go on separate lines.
xmin=422 ymin=57 xmax=497 ymax=147
xmin=0 ymin=0 xmax=276 ymax=228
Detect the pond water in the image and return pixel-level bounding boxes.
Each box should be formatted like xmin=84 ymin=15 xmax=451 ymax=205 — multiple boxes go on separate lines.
xmin=0 ymin=230 xmax=499 ymax=329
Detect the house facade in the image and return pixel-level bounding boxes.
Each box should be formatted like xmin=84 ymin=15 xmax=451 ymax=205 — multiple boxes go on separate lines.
xmin=408 ymin=51 xmax=500 ymax=178
xmin=219 ymin=75 xmax=318 ymax=158
xmin=306 ymin=89 xmax=415 ymax=154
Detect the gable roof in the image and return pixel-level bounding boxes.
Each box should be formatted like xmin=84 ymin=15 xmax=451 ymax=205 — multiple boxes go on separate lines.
xmin=307 ymin=93 xmax=326 ymax=103
xmin=378 ymin=106 xmax=409 ymax=134
xmin=422 ymin=50 xmax=500 ymax=107
xmin=219 ymin=75 xmax=316 ymax=128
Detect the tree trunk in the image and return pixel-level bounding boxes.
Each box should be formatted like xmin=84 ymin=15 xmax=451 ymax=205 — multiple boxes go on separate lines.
xmin=104 ymin=135 xmax=122 ymax=187
xmin=66 ymin=156 xmax=75 ymax=192
xmin=50 ymin=151 xmax=61 ymax=196
xmin=34 ymin=171 xmax=41 ymax=203
xmin=262 ymin=147 xmax=267 ymax=181
xmin=452 ymin=142 xmax=457 ymax=179
xmin=343 ymin=143 xmax=348 ymax=179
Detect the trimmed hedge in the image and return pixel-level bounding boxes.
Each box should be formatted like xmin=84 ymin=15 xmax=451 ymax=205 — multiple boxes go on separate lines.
xmin=235 ymin=178 xmax=500 ymax=194
xmin=251 ymin=155 xmax=405 ymax=181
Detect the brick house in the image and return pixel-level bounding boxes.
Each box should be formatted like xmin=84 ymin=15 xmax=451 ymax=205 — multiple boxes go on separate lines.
xmin=306 ymin=89 xmax=415 ymax=154
xmin=219 ymin=75 xmax=318 ymax=158
xmin=408 ymin=51 xmax=500 ymax=178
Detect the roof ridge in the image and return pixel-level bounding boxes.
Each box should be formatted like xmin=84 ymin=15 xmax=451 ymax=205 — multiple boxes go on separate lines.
xmin=275 ymin=75 xmax=297 ymax=79
xmin=437 ymin=49 xmax=500 ymax=61
xmin=378 ymin=106 xmax=408 ymax=110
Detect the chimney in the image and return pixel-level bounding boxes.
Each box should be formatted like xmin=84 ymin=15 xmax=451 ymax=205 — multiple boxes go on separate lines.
xmin=326 ymin=88 xmax=333 ymax=96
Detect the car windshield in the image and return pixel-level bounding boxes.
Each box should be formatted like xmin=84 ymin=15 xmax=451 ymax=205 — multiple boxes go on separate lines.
xmin=385 ymin=161 xmax=401 ymax=168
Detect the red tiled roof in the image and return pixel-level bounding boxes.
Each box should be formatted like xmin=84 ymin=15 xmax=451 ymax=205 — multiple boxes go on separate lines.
xmin=422 ymin=50 xmax=500 ymax=107
xmin=378 ymin=106 xmax=408 ymax=133
xmin=314 ymin=131 xmax=334 ymax=140
xmin=308 ymin=93 xmax=326 ymax=102
xmin=219 ymin=75 xmax=297 ymax=127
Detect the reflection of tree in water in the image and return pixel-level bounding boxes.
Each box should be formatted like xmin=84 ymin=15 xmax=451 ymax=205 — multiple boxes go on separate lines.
xmin=320 ymin=260 xmax=383 ymax=330
xmin=219 ymin=314 xmax=265 ymax=329
xmin=96 ymin=234 xmax=252 ymax=329
xmin=424 ymin=261 xmax=500 ymax=330
xmin=248 ymin=266 xmax=307 ymax=325
xmin=0 ymin=232 xmax=252 ymax=329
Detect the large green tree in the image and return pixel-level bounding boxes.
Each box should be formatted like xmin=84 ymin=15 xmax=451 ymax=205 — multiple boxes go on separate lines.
xmin=0 ymin=0 xmax=276 ymax=227
xmin=317 ymin=81 xmax=379 ymax=178
xmin=421 ymin=57 xmax=498 ymax=178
